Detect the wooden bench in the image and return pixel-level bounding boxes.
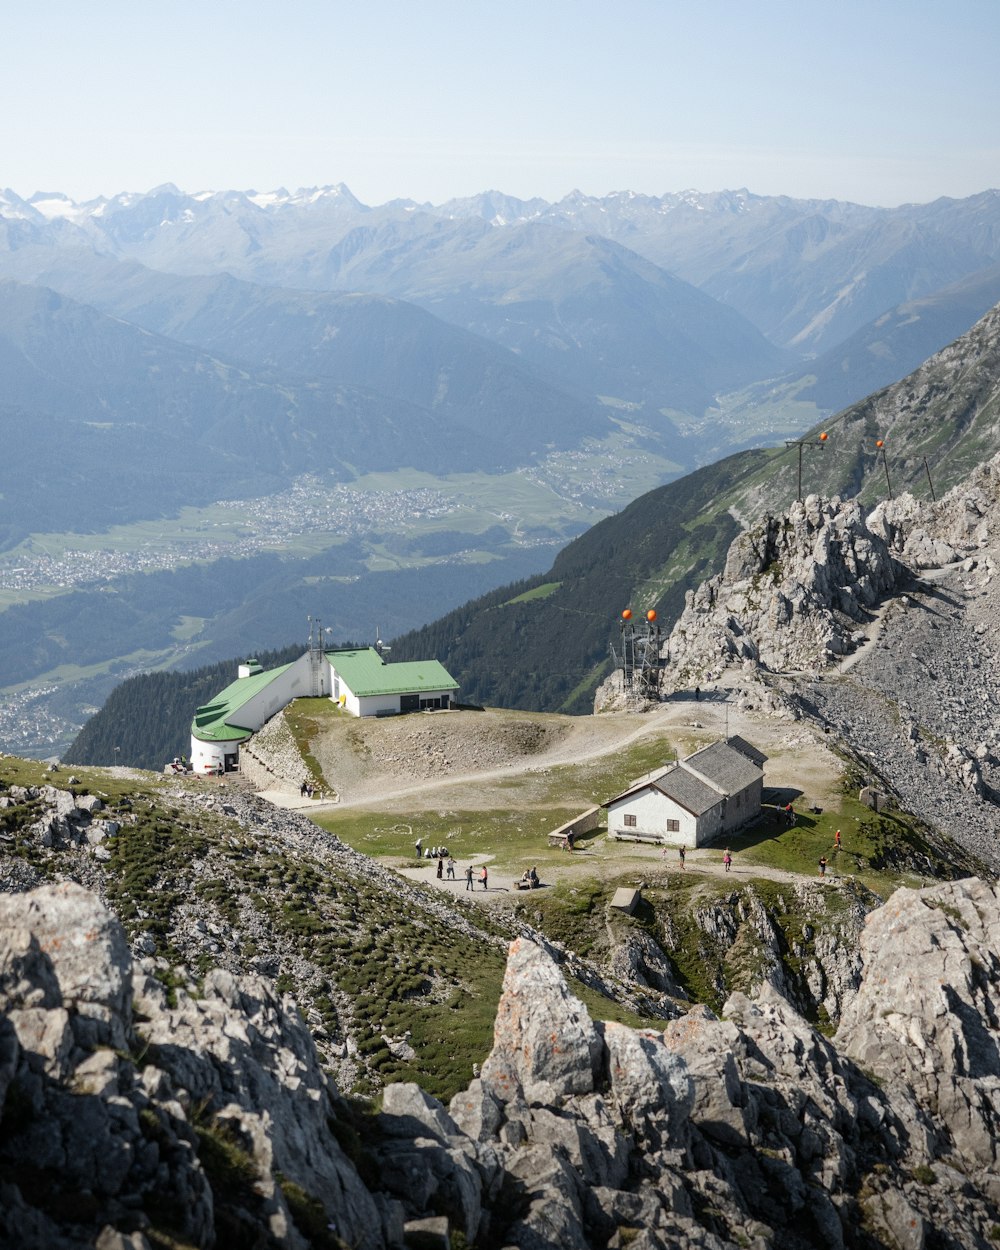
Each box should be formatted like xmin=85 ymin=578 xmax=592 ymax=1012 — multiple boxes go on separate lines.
xmin=608 ymin=830 xmax=664 ymax=845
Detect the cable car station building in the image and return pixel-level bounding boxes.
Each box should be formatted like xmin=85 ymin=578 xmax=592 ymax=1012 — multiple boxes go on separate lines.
xmin=190 ymin=646 xmax=459 ymax=775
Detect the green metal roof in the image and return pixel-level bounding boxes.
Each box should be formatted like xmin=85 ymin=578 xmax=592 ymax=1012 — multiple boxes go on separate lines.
xmin=191 ymin=662 xmax=294 ymax=742
xmin=326 ymin=648 xmax=459 ymax=697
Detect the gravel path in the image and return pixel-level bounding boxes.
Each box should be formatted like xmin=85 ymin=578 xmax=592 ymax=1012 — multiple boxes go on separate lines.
xmin=386 ymin=837 xmax=850 ymax=908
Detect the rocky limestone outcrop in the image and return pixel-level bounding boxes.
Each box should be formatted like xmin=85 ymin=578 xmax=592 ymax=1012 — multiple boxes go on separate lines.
xmin=6 ymin=880 xmax=1000 ymax=1248
xmin=867 ymin=453 xmax=1000 ymax=568
xmin=593 ymin=452 xmax=1000 ymax=712
xmin=836 ymin=877 xmax=1000 ymax=1175
xmin=663 ymin=494 xmax=902 ymax=688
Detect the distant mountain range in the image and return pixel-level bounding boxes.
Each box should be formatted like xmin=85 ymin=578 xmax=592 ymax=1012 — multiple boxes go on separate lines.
xmin=391 ymin=298 xmax=1000 ymax=713
xmin=5 ymin=181 xmax=1000 ymax=755
xmin=4 ymin=181 xmax=1000 ymax=458
xmin=6 ymin=183 xmax=1000 ymax=351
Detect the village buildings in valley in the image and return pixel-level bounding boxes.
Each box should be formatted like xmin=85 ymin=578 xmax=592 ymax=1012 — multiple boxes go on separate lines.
xmin=605 ymin=737 xmax=766 ymax=847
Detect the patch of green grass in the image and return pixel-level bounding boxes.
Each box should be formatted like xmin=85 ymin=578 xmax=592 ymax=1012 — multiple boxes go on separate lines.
xmin=528 ymin=878 xmax=608 ymax=957
xmin=284 ymin=698 xmax=343 ymax=792
xmin=316 ymin=805 xmax=589 ymax=875
xmin=104 ymin=801 xmax=210 ymax=950
xmin=195 ymin=1120 xmax=258 ymax=1195
xmin=720 ymin=792 xmax=971 ymax=894
xmin=504 ymin=581 xmax=562 ymax=605
xmin=152 ymin=967 xmax=191 ymax=1009
xmin=277 ymin=1175 xmax=342 ymax=1249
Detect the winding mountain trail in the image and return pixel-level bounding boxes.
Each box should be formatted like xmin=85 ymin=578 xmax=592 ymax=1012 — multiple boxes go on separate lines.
xmin=261 ymin=687 xmax=839 ymax=817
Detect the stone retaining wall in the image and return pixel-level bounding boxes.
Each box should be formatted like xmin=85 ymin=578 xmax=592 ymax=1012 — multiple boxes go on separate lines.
xmin=547 ymin=805 xmax=602 ymax=847
xmin=238 ymin=712 xmax=311 ymax=794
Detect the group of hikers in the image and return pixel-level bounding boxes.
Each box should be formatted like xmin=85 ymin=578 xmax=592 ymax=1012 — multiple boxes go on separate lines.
xmin=414 ymin=839 xmax=492 ymax=890
xmin=412 ymin=837 xmax=542 ymax=892
xmin=407 ymin=809 xmax=845 ymax=896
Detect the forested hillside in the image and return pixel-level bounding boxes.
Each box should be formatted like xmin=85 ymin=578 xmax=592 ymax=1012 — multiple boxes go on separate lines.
xmin=62 ymin=644 xmax=304 ymax=770
xmin=390 ymin=450 xmax=766 ymax=712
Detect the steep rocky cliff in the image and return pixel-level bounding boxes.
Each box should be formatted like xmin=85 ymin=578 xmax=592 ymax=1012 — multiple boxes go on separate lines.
xmin=4 ymin=879 xmax=1000 ymax=1249
xmin=655 ymin=453 xmax=1000 ymax=691
xmin=594 ymin=454 xmax=1000 ymax=866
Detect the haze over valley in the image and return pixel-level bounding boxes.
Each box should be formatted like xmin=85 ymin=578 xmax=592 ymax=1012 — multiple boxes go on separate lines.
xmin=11 ymin=6 xmax=1000 ymax=1247
xmin=6 ymin=181 xmax=1000 ymax=750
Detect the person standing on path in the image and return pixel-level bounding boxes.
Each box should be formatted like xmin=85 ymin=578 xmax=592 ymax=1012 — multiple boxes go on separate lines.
xmin=678 ymin=846 xmax=686 ymax=871
xmin=465 ymin=865 xmax=474 ymax=891
xmin=415 ymin=838 xmax=422 ymax=858
xmin=479 ymin=865 xmax=488 ymax=891
xmin=834 ymin=829 xmax=842 ymax=850
xmin=436 ymin=857 xmax=443 ymax=879
xmin=447 ymin=857 xmax=456 ymax=879
xmin=819 ymin=856 xmax=828 ymax=877
xmin=723 ymin=848 xmax=732 ymax=872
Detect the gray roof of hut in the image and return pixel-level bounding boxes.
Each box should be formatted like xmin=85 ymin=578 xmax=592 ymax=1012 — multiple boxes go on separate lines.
xmin=607 ymin=763 xmax=723 ymax=817
xmin=683 ymin=740 xmax=764 ymax=793
xmin=605 ymin=736 xmax=765 ymax=816
xmin=725 ymin=735 xmax=769 ymax=769
xmin=654 ymin=765 xmax=726 ymax=816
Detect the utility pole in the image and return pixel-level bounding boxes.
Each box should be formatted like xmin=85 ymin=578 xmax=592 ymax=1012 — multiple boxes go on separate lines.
xmin=784 ymin=432 xmax=829 ymax=502
xmin=923 ymin=456 xmax=936 ymax=502
xmin=875 ymin=440 xmax=892 ymax=500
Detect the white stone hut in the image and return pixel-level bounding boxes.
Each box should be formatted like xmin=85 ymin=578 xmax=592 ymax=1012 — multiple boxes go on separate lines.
xmin=606 ymin=738 xmax=765 ymax=848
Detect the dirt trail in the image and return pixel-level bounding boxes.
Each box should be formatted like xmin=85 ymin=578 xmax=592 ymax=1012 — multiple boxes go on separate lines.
xmin=261 ymin=687 xmax=841 ymax=816
xmin=389 ymin=840 xmax=849 ymax=908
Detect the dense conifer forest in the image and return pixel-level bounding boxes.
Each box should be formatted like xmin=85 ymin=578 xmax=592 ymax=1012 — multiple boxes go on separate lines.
xmin=390 ymin=450 xmax=763 ymax=712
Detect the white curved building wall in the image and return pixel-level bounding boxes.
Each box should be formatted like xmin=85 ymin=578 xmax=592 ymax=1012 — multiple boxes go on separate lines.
xmin=190 ymin=736 xmax=241 ymax=774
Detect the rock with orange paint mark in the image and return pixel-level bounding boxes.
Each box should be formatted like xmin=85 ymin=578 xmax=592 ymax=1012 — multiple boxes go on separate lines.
xmin=480 ymin=938 xmax=602 ymax=1106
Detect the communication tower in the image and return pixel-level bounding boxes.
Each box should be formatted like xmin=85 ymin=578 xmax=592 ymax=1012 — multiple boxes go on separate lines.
xmin=306 ymin=615 xmax=333 ymax=697
xmin=611 ymin=608 xmax=664 ymax=706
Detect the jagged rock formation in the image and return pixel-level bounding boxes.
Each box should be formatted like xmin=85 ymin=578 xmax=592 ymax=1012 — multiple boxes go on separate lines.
xmin=0 ymin=774 xmax=685 ymax=1099
xmin=594 ymin=453 xmax=1000 ymax=865
xmin=5 ymin=879 xmax=1000 ymax=1248
xmin=662 ymin=494 xmax=902 ymax=686
xmin=611 ymin=452 xmax=1000 ymax=696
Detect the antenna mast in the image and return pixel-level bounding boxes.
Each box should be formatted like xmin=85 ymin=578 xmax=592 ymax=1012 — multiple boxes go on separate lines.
xmin=615 ymin=609 xmax=664 ymax=708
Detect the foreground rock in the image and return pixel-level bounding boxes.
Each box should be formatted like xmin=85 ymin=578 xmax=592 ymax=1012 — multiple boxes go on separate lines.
xmin=5 ymin=879 xmax=1000 ymax=1247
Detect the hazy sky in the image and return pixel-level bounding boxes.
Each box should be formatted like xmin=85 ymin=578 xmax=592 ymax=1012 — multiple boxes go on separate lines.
xmin=5 ymin=0 xmax=999 ymax=208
